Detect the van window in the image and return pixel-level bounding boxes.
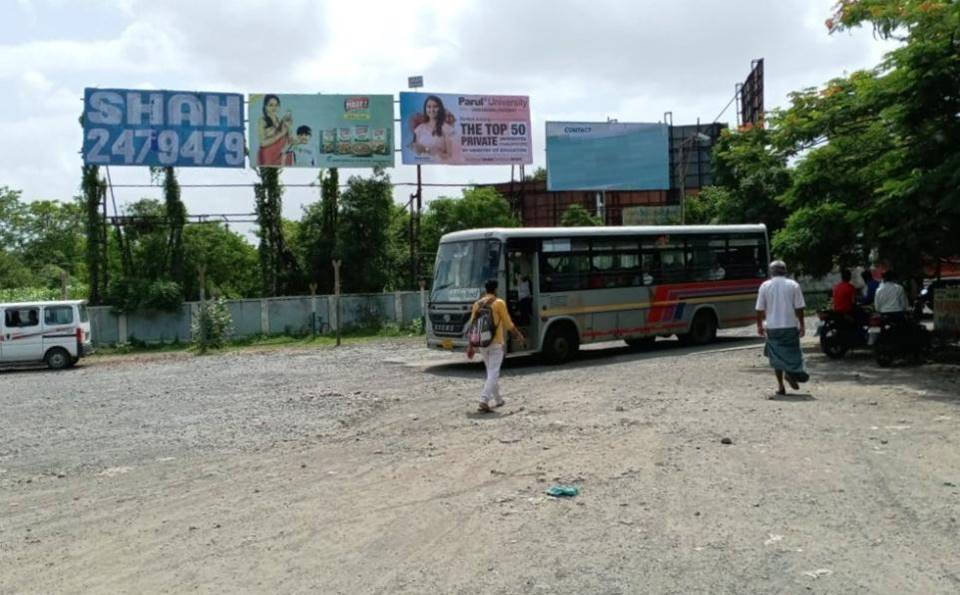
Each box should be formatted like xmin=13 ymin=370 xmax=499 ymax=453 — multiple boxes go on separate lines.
xmin=44 ymin=306 xmax=74 ymax=325
xmin=79 ymin=304 xmax=89 ymax=322
xmin=5 ymin=307 xmax=40 ymax=328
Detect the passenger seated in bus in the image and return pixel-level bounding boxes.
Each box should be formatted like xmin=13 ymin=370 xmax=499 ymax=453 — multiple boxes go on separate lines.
xmin=540 ymin=261 xmax=556 ymax=292
xmin=708 ymin=261 xmax=726 ymax=281
xmin=661 ymin=253 xmax=684 ymax=282
xmin=589 ymin=267 xmax=605 ymax=289
xmin=28 ymin=310 xmax=38 ymax=326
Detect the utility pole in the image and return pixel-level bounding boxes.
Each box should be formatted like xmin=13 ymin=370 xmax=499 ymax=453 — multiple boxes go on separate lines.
xmin=333 ymin=260 xmax=342 ymax=347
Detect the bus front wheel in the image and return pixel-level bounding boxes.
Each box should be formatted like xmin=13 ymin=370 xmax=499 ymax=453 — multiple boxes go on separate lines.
xmin=679 ymin=310 xmax=717 ymax=346
xmin=542 ymin=324 xmax=579 ymax=365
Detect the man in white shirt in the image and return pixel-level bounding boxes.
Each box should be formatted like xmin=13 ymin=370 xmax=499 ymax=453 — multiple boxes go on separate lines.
xmin=874 ymin=270 xmax=911 ymax=315
xmin=756 ymin=260 xmax=809 ymax=396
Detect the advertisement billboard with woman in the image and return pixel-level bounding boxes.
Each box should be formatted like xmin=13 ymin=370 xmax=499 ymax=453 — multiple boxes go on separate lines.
xmin=399 ymin=92 xmax=532 ymax=166
xmin=248 ymin=94 xmax=394 ymax=168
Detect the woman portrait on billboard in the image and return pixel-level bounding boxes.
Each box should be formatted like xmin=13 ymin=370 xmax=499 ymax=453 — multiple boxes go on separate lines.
xmin=257 ymin=94 xmax=293 ymax=166
xmin=410 ymin=95 xmax=456 ymax=162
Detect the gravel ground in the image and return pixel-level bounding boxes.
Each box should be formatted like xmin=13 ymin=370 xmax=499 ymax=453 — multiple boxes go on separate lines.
xmin=1 ymin=326 xmax=959 ymax=594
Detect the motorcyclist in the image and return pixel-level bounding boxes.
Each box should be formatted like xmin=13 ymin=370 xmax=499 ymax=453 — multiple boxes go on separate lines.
xmin=832 ymin=269 xmax=858 ymax=317
xmin=874 ymin=270 xmax=911 ymax=323
xmin=859 ymin=269 xmax=880 ymax=306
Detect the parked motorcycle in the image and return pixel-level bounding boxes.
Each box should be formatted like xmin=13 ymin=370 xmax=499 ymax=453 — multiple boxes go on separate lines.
xmin=817 ymin=309 xmax=870 ymax=359
xmin=868 ymin=312 xmax=932 ymax=367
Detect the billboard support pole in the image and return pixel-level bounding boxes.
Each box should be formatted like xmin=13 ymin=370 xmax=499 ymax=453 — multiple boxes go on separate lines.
xmin=409 ymin=191 xmax=416 ymax=288
xmin=415 ymin=164 xmax=422 ymax=287
xmin=102 ymin=169 xmax=109 ymax=292
xmin=333 ymin=260 xmax=342 ymax=347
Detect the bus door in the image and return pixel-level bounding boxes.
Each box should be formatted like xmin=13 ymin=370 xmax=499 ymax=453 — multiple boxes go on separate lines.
xmin=506 ymin=238 xmax=538 ymax=353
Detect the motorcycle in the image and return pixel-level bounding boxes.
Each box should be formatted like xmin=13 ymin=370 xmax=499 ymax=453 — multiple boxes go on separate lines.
xmin=817 ymin=308 xmax=870 ymax=359
xmin=868 ymin=312 xmax=931 ymax=367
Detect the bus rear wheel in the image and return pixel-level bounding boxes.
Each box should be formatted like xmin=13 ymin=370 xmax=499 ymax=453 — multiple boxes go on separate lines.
xmin=679 ymin=310 xmax=717 ymax=346
xmin=542 ymin=324 xmax=579 ymax=365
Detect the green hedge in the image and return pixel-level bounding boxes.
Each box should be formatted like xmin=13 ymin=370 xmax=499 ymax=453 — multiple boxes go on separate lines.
xmin=0 ymin=286 xmax=89 ymax=302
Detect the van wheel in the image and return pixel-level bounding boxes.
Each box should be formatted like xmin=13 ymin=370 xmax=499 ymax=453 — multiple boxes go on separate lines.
xmin=542 ymin=324 xmax=579 ymax=365
xmin=679 ymin=310 xmax=717 ymax=346
xmin=45 ymin=347 xmax=72 ymax=370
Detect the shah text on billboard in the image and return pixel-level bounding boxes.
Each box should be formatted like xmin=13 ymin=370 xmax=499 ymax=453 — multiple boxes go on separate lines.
xmin=82 ymin=88 xmax=245 ymax=168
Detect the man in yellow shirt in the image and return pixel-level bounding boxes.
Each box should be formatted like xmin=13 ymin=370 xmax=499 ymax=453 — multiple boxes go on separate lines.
xmin=468 ymin=279 xmax=525 ymax=413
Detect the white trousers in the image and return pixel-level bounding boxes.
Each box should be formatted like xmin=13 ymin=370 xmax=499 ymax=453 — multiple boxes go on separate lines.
xmin=479 ymin=344 xmax=504 ymax=403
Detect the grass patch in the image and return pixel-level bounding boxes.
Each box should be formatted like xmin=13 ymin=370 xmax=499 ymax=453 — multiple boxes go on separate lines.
xmin=92 ymin=325 xmax=422 ymax=357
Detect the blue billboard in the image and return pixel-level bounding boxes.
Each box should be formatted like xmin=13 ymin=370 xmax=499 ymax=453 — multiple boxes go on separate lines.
xmin=82 ymin=88 xmax=245 ymax=167
xmin=545 ymin=121 xmax=669 ymax=191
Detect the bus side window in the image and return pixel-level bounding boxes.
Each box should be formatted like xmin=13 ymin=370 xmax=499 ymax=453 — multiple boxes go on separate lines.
xmin=641 ymin=253 xmax=656 ymax=285
xmin=689 ymin=236 xmax=727 ymax=281
xmin=660 ymin=249 xmax=686 ymax=283
xmin=727 ymin=236 xmax=765 ymax=279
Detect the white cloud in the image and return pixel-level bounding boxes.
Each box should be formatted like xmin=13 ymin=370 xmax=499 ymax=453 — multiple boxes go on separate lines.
xmin=0 ymin=0 xmax=898 ymax=237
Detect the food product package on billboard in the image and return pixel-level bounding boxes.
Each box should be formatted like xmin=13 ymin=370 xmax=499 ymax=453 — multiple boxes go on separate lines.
xmin=399 ymin=92 xmax=532 ymax=166
xmin=248 ymin=94 xmax=394 ymax=168
xmin=82 ymin=88 xmax=246 ymax=168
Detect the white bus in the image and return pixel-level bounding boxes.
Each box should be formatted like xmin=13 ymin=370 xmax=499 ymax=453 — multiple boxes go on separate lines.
xmin=426 ymin=225 xmax=769 ymax=363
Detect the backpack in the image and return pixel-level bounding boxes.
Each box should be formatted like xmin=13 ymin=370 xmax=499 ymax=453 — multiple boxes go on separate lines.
xmin=467 ymin=297 xmax=498 ymax=347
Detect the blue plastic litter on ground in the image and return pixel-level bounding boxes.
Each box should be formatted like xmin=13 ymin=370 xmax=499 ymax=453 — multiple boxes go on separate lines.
xmin=545 ymin=485 xmax=580 ymax=497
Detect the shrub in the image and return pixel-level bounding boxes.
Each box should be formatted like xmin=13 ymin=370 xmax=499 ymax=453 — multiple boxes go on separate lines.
xmin=192 ymin=297 xmax=233 ymax=352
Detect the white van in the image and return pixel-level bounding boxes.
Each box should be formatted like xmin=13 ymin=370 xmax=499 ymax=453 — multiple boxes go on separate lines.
xmin=0 ymin=300 xmax=94 ymax=370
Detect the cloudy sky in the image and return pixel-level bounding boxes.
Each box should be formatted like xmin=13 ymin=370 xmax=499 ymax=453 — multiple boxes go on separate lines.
xmin=1 ymin=0 xmax=895 ymax=238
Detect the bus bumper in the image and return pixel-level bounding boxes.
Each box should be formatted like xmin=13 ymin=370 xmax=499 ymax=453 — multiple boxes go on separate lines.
xmin=427 ymin=337 xmax=468 ymax=352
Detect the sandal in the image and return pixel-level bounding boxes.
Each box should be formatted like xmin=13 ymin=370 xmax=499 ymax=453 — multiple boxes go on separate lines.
xmin=477 ymin=402 xmax=492 ymax=413
xmin=784 ymin=373 xmax=800 ymax=390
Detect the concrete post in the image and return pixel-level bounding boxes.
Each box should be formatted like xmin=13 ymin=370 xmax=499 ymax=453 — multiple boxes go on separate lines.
xmin=394 ymin=292 xmax=403 ymax=326
xmin=260 ymin=299 xmax=269 ymax=336
xmin=118 ymin=312 xmax=128 ymax=344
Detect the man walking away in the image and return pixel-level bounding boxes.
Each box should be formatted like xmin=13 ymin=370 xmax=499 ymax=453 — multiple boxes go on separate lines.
xmin=756 ymin=260 xmax=809 ymax=396
xmin=467 ymin=279 xmax=525 ymax=413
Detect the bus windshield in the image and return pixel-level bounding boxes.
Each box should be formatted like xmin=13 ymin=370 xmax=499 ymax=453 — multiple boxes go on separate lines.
xmin=431 ymin=239 xmax=501 ymax=302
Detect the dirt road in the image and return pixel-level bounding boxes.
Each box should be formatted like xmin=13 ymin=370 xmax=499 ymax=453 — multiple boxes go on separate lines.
xmin=2 ymin=332 xmax=959 ymax=594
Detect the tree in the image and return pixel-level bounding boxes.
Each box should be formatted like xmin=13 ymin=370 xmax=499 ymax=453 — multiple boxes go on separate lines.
xmin=335 ymin=168 xmax=394 ymax=293
xmin=182 ymin=224 xmax=260 ymax=300
xmin=420 ymin=187 xmax=520 ymax=256
xmin=157 ymin=167 xmax=186 ymax=289
xmin=767 ymin=0 xmax=960 ymax=277
xmin=560 ymin=203 xmax=602 ymax=226
xmin=17 ymin=199 xmax=85 ymax=278
xmin=385 ymin=202 xmax=412 ymax=291
xmin=105 ymin=199 xmax=182 ymax=312
xmin=0 ymin=186 xmax=25 ymax=250
xmin=81 ymin=166 xmax=107 ymax=304
xmin=706 ymin=126 xmax=791 ymax=232
xmin=524 ymin=166 xmax=547 ymax=182
xmin=295 ymin=169 xmax=339 ymax=293
xmin=0 ymin=187 xmax=86 ymax=291
xmin=254 ymin=167 xmax=301 ymax=296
